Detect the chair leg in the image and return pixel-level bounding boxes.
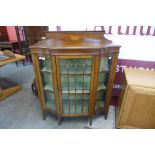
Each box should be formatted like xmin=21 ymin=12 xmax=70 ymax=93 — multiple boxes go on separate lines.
xmin=29 ymin=55 xmax=32 ymax=63
xmin=22 ymin=59 xmax=25 ymax=66
xmin=15 ymin=61 xmax=18 ymax=67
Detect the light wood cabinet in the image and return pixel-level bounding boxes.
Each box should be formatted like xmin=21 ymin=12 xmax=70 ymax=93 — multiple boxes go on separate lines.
xmin=116 ymin=68 xmax=155 ymax=129
xmin=30 ymin=31 xmax=120 ymax=125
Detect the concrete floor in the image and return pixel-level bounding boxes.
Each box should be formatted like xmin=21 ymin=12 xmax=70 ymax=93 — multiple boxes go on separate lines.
xmin=0 ymin=62 xmax=116 ymax=129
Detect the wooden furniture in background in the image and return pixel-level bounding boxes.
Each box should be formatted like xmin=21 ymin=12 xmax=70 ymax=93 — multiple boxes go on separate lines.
xmin=0 ymin=27 xmax=18 ymax=53
xmin=15 ymin=26 xmax=48 ymax=65
xmin=30 ymin=31 xmax=120 ymax=125
xmin=0 ymin=27 xmax=9 ymax=41
xmin=0 ymin=41 xmax=18 ymax=51
xmin=24 ymin=26 xmax=48 ymax=45
xmin=116 ymin=68 xmax=155 ymax=129
xmin=0 ymin=54 xmax=25 ymax=101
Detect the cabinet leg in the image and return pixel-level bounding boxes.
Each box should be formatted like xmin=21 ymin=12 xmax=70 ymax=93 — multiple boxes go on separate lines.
xmin=104 ymin=113 xmax=107 ymax=120
xmin=89 ymin=117 xmax=93 ymax=126
xmin=58 ymin=117 xmax=63 ymax=126
xmin=42 ymin=111 xmax=46 ymax=120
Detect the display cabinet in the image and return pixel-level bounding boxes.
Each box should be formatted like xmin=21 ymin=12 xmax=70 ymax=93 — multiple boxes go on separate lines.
xmin=30 ymin=31 xmax=120 ymax=125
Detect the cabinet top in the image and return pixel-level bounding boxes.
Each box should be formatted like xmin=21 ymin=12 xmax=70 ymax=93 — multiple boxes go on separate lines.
xmin=124 ymin=68 xmax=155 ymax=89
xmin=29 ymin=31 xmax=121 ymax=50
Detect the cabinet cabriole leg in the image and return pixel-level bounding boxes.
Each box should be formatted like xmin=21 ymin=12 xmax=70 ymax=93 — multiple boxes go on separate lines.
xmin=42 ymin=111 xmax=46 ymax=120
xmin=104 ymin=113 xmax=108 ymax=120
xmin=58 ymin=117 xmax=63 ymax=126
xmin=89 ymin=117 xmax=93 ymax=126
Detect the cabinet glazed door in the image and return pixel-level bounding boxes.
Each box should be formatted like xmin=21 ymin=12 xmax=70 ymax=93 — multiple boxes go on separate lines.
xmin=56 ymin=56 xmax=95 ymax=116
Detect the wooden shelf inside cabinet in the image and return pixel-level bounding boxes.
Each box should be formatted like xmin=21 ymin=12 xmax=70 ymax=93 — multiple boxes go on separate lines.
xmin=44 ymin=84 xmax=53 ymax=92
xmin=41 ymin=67 xmax=52 ymax=73
xmin=30 ymin=31 xmax=120 ymax=125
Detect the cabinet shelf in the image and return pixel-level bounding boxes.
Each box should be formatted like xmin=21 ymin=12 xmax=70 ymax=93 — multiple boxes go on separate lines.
xmin=61 ymin=90 xmax=90 ymax=94
xmin=44 ymin=84 xmax=53 ymax=92
xmin=60 ymin=70 xmax=108 ymax=77
xmin=97 ymin=84 xmax=106 ymax=91
xmin=41 ymin=67 xmax=52 ymax=73
xmin=61 ymin=73 xmax=91 ymax=76
xmin=60 ymin=83 xmax=106 ymax=94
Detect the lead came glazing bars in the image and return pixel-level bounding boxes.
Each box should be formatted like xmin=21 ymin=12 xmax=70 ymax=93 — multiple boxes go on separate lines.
xmin=74 ymin=69 xmax=77 ymax=113
xmin=59 ymin=58 xmax=92 ymax=114
xmin=67 ymin=69 xmax=70 ymax=113
xmin=81 ymin=68 xmax=84 ymax=113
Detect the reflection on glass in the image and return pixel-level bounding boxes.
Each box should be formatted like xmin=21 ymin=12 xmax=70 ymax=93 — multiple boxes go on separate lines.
xmin=96 ymin=57 xmax=109 ymax=110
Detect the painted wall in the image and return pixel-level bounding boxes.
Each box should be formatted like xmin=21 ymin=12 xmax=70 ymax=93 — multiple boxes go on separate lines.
xmin=6 ymin=26 xmax=17 ymax=41
xmin=104 ymin=26 xmax=155 ymax=62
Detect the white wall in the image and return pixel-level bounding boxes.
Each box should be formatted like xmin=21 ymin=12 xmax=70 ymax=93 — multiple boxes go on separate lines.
xmin=104 ymin=26 xmax=155 ymax=61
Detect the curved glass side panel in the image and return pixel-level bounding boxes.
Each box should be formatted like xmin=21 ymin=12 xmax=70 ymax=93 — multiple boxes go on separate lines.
xmin=39 ymin=57 xmax=56 ymax=111
xmin=96 ymin=57 xmax=109 ymax=110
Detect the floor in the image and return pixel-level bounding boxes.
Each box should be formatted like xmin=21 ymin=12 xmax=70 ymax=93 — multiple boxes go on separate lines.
xmin=0 ymin=62 xmax=116 ymax=129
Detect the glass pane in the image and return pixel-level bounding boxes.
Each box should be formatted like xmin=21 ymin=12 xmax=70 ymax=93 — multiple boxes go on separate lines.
xmin=39 ymin=57 xmax=56 ymax=111
xmin=96 ymin=57 xmax=109 ymax=110
xmin=60 ymin=58 xmax=92 ymax=114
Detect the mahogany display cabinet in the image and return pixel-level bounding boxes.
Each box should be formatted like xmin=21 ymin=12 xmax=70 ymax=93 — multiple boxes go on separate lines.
xmin=30 ymin=31 xmax=120 ymax=125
